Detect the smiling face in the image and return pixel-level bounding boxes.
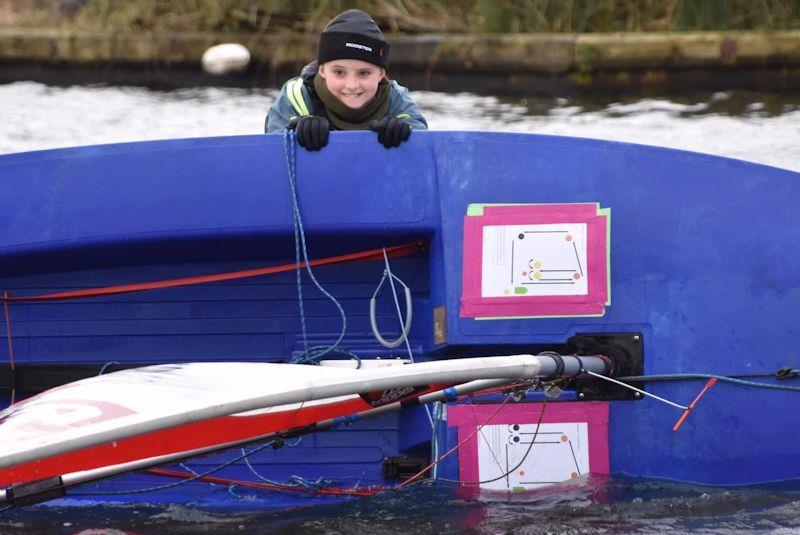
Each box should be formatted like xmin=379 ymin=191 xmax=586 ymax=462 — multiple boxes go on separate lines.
xmin=318 ymin=59 xmax=386 ymax=109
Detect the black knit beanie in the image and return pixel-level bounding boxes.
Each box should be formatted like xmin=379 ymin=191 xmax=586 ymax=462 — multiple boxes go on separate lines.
xmin=317 ymin=9 xmax=389 ymax=68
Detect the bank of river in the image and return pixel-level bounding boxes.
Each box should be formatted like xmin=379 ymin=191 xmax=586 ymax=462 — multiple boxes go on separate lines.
xmin=2 ymin=29 xmax=800 ymax=94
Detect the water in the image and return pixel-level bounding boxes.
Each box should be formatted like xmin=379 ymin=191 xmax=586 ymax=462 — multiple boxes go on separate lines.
xmin=2 ymin=477 xmax=800 ymax=534
xmin=1 ymin=81 xmax=800 ymax=532
xmin=1 ymin=82 xmax=799 ymax=171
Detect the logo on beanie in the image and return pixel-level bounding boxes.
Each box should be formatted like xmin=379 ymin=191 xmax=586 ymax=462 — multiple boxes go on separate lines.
xmin=345 ymin=42 xmax=373 ymax=52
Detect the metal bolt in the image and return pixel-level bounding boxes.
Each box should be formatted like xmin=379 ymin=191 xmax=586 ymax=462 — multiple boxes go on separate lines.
xmin=633 ymin=335 xmax=641 ymax=342
xmin=578 ymin=392 xmax=585 ymax=399
xmin=634 ymin=392 xmax=641 ymax=398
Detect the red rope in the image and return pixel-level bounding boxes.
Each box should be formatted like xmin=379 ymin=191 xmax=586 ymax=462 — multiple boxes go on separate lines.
xmin=1 ymin=241 xmax=423 ymax=303
xmin=2 ymin=292 xmax=15 ymax=405
xmin=141 ymin=385 xmax=515 ymax=498
xmin=394 ymin=394 xmax=513 ymax=490
xmin=144 ymin=468 xmax=381 ymax=497
xmin=672 ymin=377 xmax=718 ymax=431
xmin=0 ymin=241 xmax=422 ymax=406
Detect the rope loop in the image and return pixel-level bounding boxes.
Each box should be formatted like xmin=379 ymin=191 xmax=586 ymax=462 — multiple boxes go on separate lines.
xmin=283 ymin=131 xmax=349 ymax=365
xmin=370 ymin=269 xmax=413 ymax=348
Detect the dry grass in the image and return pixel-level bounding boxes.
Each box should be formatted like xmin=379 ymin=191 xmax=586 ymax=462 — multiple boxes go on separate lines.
xmin=2 ymin=0 xmax=799 ymax=33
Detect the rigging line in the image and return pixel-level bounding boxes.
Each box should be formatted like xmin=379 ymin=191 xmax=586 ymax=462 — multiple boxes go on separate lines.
xmin=90 ymin=380 xmax=460 ymax=501
xmin=284 ymin=130 xmax=347 ymax=363
xmin=67 ymin=439 xmax=281 ymax=496
xmin=79 ymin=135 xmax=297 ymax=500
xmin=619 ymin=372 xmax=800 ymax=392
xmin=363 ymin=382 xmax=541 ymax=491
xmin=97 ymin=361 xmax=119 ymax=376
xmin=172 ymin=381 xmax=473 ymax=498
xmin=585 ymin=370 xmax=688 ymax=410
xmin=381 ymin=247 xmax=433 ymax=427
xmin=283 ymin=130 xmax=309 ymax=419
xmin=395 ymin=394 xmax=514 ymax=490
xmin=437 ymin=396 xmax=549 ymax=486
xmin=464 ymin=390 xmax=505 ymax=476
xmin=477 ymin=413 xmax=506 ymax=476
xmin=0 ymin=242 xmax=421 ymax=304
xmin=145 ymin=468 xmax=377 ymax=497
xmin=382 ymin=247 xmax=414 ymax=360
xmin=240 ymin=437 xmax=303 ymax=486
xmin=430 ymin=402 xmax=442 ymax=479
xmin=72 ymin=437 xmax=364 ymax=498
xmin=2 ymin=293 xmax=15 ymax=405
xmin=285 ymin=130 xmax=309 ymax=357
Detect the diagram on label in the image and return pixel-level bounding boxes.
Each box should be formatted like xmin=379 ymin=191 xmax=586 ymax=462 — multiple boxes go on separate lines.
xmin=477 ymin=422 xmax=590 ymax=491
xmin=481 ymin=223 xmax=588 ymax=298
xmin=460 ymin=203 xmax=610 ymax=318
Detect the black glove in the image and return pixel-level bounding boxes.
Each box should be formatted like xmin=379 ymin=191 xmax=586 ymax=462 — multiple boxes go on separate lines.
xmin=369 ymin=116 xmax=411 ymax=149
xmin=288 ymin=116 xmax=329 ymax=151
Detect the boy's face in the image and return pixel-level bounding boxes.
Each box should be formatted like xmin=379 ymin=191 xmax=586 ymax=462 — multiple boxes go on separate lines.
xmin=319 ymin=59 xmax=386 ymax=109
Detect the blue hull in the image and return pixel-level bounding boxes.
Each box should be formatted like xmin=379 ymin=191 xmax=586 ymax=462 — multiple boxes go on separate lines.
xmin=1 ymin=131 xmax=799 ymax=507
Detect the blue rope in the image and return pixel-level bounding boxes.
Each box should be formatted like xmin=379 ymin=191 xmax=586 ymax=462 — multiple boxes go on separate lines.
xmin=430 ymin=401 xmax=442 ymax=479
xmin=227 ymin=484 xmax=257 ymax=501
xmin=97 ymin=361 xmax=119 ymax=375
xmin=620 ymin=373 xmax=800 ymax=392
xmin=287 ymin=475 xmax=333 ymax=490
xmin=240 ymin=437 xmax=304 ymax=486
xmin=284 ymin=130 xmax=309 ymax=357
xmin=72 ymin=437 xmax=334 ymax=498
xmin=70 ymin=439 xmax=277 ymax=495
xmin=293 ymin=346 xmax=362 ymax=368
xmin=283 ymin=130 xmax=350 ymax=365
xmin=178 ymin=462 xmax=210 ymax=484
xmin=71 ymin=135 xmax=358 ymax=500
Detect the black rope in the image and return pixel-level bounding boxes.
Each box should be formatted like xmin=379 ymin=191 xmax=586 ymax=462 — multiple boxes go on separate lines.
xmin=436 ymin=396 xmax=550 ymax=486
xmin=776 ymin=367 xmax=800 ymax=380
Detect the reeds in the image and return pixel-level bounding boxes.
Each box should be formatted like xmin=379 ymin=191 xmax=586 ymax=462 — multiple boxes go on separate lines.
xmin=4 ymin=0 xmax=800 ymax=33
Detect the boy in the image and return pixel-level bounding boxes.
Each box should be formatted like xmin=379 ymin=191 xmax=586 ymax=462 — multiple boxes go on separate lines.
xmin=265 ymin=9 xmax=427 ymax=151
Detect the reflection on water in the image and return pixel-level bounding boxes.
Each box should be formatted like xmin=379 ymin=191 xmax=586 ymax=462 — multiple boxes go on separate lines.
xmin=2 ymin=476 xmax=800 ymax=534
xmin=1 ymin=81 xmax=799 ymax=171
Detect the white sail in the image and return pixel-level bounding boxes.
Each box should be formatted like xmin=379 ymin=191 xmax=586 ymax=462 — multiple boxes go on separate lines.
xmin=0 ymin=356 xmax=543 ymax=473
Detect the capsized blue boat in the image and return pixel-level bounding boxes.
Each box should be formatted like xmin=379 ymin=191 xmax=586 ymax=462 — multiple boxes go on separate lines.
xmin=0 ymin=130 xmax=798 ymax=508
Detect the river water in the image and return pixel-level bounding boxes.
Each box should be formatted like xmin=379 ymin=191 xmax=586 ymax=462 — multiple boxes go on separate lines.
xmin=1 ymin=81 xmax=800 ymax=533
xmin=2 ymin=477 xmax=800 ymax=534
xmin=1 ymin=81 xmax=799 ymax=171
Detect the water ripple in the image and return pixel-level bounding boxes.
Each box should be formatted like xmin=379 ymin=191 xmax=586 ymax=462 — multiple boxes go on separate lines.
xmin=1 ymin=82 xmax=798 ymax=172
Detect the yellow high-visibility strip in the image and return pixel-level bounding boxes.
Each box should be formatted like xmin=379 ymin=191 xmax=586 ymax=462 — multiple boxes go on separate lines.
xmin=287 ymin=79 xmax=310 ymax=116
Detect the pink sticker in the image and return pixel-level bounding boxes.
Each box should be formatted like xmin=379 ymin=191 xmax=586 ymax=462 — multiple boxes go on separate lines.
xmin=448 ymin=401 xmax=610 ymax=483
xmin=461 ymin=204 xmax=610 ymax=318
